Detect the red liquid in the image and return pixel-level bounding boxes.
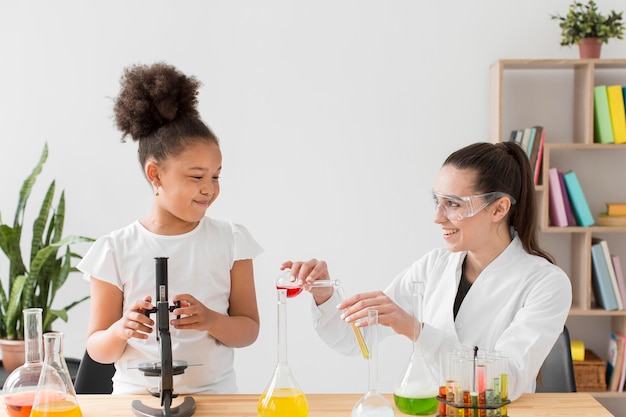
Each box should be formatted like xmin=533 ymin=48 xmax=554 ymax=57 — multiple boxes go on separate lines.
xmin=276 ymin=286 xmax=303 ymax=298
xmin=4 ymin=391 xmax=36 ymax=417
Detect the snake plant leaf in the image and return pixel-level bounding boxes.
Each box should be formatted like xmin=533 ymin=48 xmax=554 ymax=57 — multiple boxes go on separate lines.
xmin=30 ymin=180 xmax=56 ymax=263
xmin=43 ymin=295 xmax=90 ymax=332
xmin=0 ymin=225 xmax=26 ymax=281
xmin=0 ymin=143 xmax=94 ymax=340
xmin=29 ymin=236 xmax=93 ymax=281
xmin=14 ymin=143 xmax=48 ymax=229
xmin=51 ymin=245 xmax=71 ymax=301
xmin=4 ymin=275 xmax=28 ymax=340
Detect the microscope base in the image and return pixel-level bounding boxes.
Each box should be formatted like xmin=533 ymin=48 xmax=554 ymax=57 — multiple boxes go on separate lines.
xmin=131 ymin=396 xmax=196 ymax=417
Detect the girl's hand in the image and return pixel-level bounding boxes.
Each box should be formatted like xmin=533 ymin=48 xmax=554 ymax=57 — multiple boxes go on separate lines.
xmin=116 ymin=296 xmax=154 ymax=340
xmin=340 ymin=291 xmax=417 ymax=339
xmin=171 ymin=293 xmax=213 ymax=331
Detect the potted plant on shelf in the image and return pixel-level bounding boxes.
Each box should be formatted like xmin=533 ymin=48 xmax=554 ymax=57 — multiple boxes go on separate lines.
xmin=0 ymin=143 xmax=93 ymax=372
xmin=551 ymin=0 xmax=625 ymax=59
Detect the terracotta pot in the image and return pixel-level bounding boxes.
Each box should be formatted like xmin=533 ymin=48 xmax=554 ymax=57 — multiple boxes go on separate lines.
xmin=577 ymin=37 xmax=602 ymax=59
xmin=0 ymin=339 xmax=26 ymax=373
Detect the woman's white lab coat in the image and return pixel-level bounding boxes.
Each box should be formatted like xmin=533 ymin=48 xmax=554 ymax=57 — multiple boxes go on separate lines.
xmin=312 ymin=236 xmax=572 ymax=400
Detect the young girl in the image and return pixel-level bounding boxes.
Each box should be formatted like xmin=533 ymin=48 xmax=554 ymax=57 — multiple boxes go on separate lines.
xmin=78 ymin=62 xmax=263 ymax=394
xmin=284 ymin=141 xmax=572 ymax=401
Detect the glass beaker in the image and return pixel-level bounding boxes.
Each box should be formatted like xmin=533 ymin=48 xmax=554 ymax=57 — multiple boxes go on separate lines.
xmin=351 ymin=309 xmax=395 ymax=417
xmin=31 ymin=332 xmax=82 ymax=417
xmin=258 ymin=289 xmax=308 ymax=417
xmin=2 ymin=308 xmax=44 ymax=417
xmin=394 ymin=280 xmax=439 ymax=415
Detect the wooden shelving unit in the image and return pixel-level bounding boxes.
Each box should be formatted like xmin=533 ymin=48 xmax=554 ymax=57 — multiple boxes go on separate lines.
xmin=490 ymin=59 xmax=626 ymax=399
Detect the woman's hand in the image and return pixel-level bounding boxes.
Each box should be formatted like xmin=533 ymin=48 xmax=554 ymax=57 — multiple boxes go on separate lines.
xmin=115 ymin=296 xmax=154 ymax=340
xmin=340 ymin=291 xmax=418 ymax=339
xmin=281 ymin=258 xmax=333 ymax=304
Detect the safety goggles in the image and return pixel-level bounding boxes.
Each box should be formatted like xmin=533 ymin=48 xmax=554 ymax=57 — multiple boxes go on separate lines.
xmin=432 ymin=191 xmax=516 ymax=221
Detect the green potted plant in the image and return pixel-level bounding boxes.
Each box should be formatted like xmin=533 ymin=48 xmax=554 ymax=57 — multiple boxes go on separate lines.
xmin=551 ymin=0 xmax=625 ymax=58
xmin=0 ymin=143 xmax=93 ymax=372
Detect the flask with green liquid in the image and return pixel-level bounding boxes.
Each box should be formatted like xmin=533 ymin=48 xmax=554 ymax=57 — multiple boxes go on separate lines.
xmin=394 ymin=280 xmax=439 ymax=415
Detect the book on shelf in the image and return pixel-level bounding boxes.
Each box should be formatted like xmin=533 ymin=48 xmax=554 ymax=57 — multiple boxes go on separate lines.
xmin=548 ymin=168 xmax=568 ymax=227
xmin=607 ymin=85 xmax=626 ymax=144
xmin=558 ymin=170 xmax=576 ymax=226
xmin=607 ymin=202 xmax=626 ymax=216
xmin=529 ymin=126 xmax=544 ymax=186
xmin=607 ymin=333 xmax=626 ymax=391
xmin=598 ymin=213 xmax=626 ymax=227
xmin=612 ymin=255 xmax=626 ymax=315
xmin=508 ymin=129 xmax=522 ymax=143
xmin=562 ymin=170 xmax=595 ymax=227
xmin=590 ymin=239 xmax=619 ymax=311
xmin=621 ymin=335 xmax=626 ymax=392
xmin=594 ymin=85 xmax=615 ymax=144
xmin=597 ymin=239 xmax=624 ymax=310
xmin=520 ymin=127 xmax=534 ymax=156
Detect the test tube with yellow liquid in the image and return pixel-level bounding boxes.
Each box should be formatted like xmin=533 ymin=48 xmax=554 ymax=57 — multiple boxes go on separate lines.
xmin=336 ymin=286 xmax=369 ymax=359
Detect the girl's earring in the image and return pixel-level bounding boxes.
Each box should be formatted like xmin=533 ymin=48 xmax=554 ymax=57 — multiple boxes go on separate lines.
xmin=155 ymin=185 xmax=160 ymax=197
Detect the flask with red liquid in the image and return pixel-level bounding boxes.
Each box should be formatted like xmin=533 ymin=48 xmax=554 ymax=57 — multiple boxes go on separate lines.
xmin=2 ymin=308 xmax=45 ymax=417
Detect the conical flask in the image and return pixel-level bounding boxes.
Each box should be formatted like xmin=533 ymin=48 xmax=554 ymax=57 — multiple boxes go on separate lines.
xmin=394 ymin=280 xmax=439 ymax=415
xmin=30 ymin=332 xmax=82 ymax=417
xmin=2 ymin=308 xmax=44 ymax=417
xmin=352 ymin=309 xmax=395 ymax=417
xmin=258 ymin=289 xmax=308 ymax=417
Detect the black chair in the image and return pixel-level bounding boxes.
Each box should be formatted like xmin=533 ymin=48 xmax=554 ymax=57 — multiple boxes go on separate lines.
xmin=536 ymin=325 xmax=577 ymax=392
xmin=74 ymin=350 xmax=116 ymax=394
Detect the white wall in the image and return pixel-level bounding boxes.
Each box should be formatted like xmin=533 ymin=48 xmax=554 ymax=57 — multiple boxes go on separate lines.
xmin=1 ymin=0 xmax=625 ymax=396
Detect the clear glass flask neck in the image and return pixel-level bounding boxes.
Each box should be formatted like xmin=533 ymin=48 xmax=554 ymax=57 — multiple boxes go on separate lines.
xmin=24 ymin=308 xmax=44 ymax=364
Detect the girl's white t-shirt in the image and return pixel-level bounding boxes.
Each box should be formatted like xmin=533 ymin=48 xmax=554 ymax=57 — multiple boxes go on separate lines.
xmin=77 ymin=216 xmax=263 ymax=394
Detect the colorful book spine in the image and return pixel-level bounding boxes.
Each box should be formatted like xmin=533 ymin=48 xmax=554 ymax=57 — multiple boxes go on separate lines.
xmin=548 ymin=168 xmax=568 ymax=227
xmin=562 ymin=170 xmax=595 ymax=227
xmin=529 ymin=126 xmax=544 ymax=186
xmin=607 ymin=202 xmax=626 ymax=216
xmin=594 ymin=85 xmax=615 ymax=144
xmin=590 ymin=241 xmax=619 ymax=310
xmin=612 ymin=255 xmax=626 ymax=314
xmin=607 ymin=85 xmax=626 ymax=144
xmin=520 ymin=127 xmax=533 ymax=155
xmin=533 ymin=130 xmax=545 ymax=186
xmin=598 ymin=213 xmax=626 ymax=227
xmin=599 ymin=240 xmax=624 ymax=310
xmin=558 ymin=170 xmax=576 ymax=226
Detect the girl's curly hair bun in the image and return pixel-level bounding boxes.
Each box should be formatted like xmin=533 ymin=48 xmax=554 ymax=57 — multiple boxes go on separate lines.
xmin=114 ymin=62 xmax=202 ymax=141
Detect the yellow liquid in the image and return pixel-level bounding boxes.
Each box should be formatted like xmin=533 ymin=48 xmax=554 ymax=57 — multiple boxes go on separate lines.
xmin=350 ymin=322 xmax=369 ymax=359
xmin=258 ymin=388 xmax=308 ymax=417
xmin=30 ymin=401 xmax=82 ymax=417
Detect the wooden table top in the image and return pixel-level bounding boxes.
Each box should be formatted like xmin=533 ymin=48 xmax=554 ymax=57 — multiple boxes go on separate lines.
xmin=0 ymin=392 xmax=614 ymax=416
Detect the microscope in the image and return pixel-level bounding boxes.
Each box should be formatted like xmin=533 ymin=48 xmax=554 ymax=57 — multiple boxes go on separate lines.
xmin=131 ymin=257 xmax=196 ymax=417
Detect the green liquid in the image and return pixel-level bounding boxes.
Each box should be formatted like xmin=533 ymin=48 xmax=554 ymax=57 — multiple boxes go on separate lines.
xmin=393 ymin=394 xmax=438 ymax=415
